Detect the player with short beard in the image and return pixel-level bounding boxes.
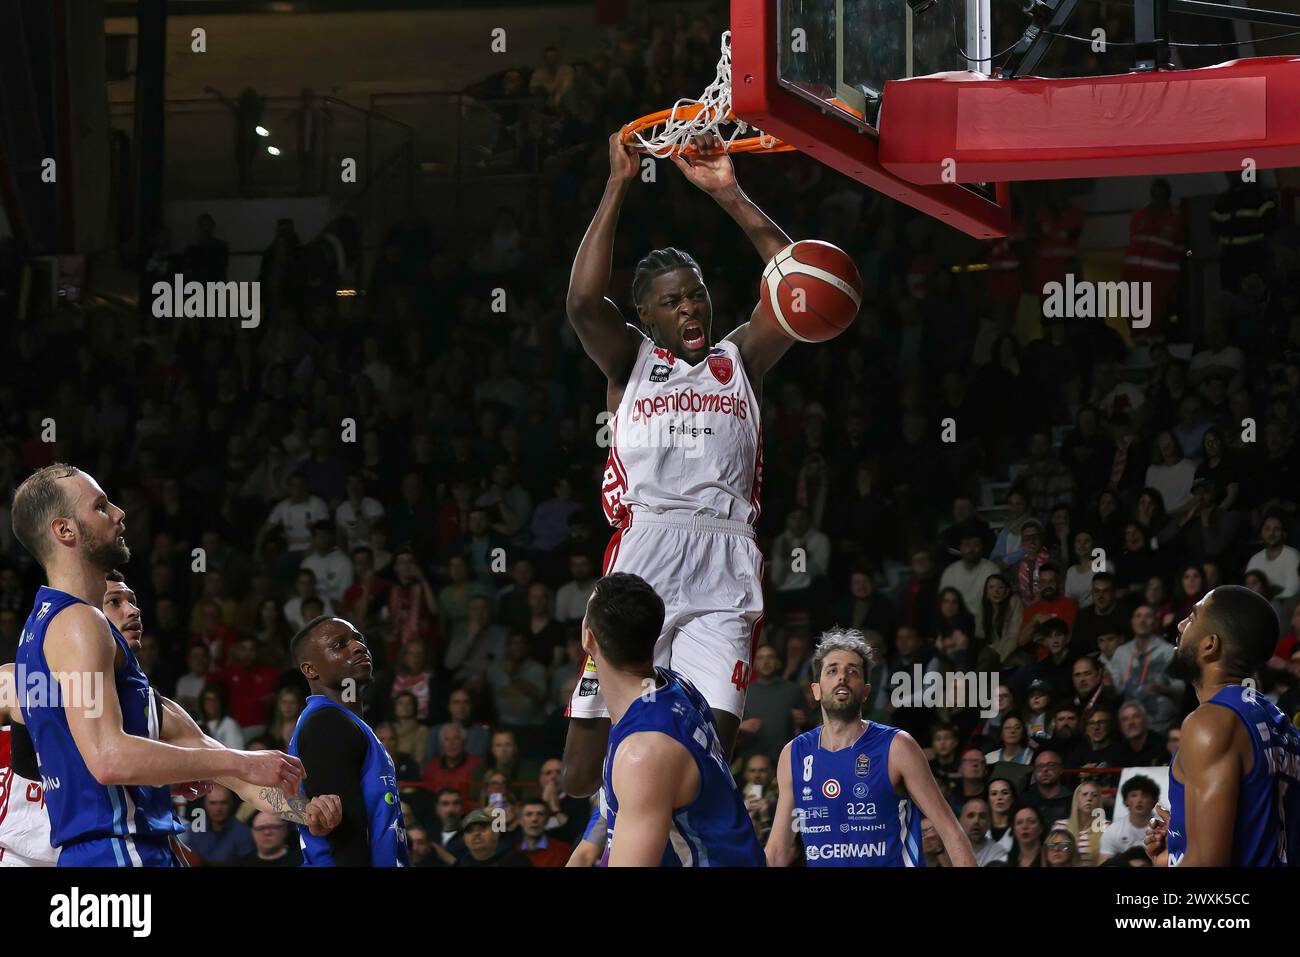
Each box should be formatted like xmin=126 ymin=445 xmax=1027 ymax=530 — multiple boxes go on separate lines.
xmin=101 ymin=571 xmax=341 ymax=840
xmin=766 ymin=628 xmax=975 ymax=867
xmin=1145 ymin=585 xmax=1300 ymax=866
xmin=9 ymin=464 xmax=306 ymax=866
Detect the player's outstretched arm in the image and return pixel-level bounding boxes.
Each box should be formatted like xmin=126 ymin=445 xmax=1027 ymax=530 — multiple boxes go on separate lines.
xmin=765 ymin=741 xmax=800 ymax=867
xmin=727 ymin=302 xmax=799 ymax=383
xmin=891 ymin=730 xmax=977 ymax=867
xmin=607 ymin=732 xmax=693 ymax=866
xmin=157 ymin=695 xmax=341 ymax=836
xmin=669 ymin=132 xmax=791 ymax=264
xmin=1175 ymin=705 xmax=1240 ymax=867
xmin=44 ymin=604 xmax=304 ymax=793
xmin=565 ymin=132 xmax=643 ymax=383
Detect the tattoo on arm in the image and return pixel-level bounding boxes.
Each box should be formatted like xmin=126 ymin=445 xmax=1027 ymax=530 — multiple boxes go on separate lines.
xmin=258 ymin=787 xmax=310 ymax=825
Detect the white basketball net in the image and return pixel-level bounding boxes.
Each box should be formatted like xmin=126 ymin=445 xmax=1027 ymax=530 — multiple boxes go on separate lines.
xmin=626 ymin=30 xmax=780 ymax=157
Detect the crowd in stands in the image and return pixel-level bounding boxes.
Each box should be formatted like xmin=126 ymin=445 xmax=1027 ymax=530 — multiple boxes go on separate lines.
xmin=3 ymin=0 xmax=1300 ymax=866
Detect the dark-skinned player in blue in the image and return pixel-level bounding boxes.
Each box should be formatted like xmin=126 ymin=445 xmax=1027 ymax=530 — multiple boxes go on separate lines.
xmin=288 ymin=616 xmax=409 ymax=867
xmin=1146 ymin=585 xmax=1300 ymax=866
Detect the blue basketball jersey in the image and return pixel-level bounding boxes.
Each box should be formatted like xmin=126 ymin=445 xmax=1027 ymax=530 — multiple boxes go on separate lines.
xmin=602 ymin=668 xmax=764 ymax=867
xmin=16 ymin=586 xmax=182 ymax=864
xmin=789 ymin=721 xmax=924 ymax=867
xmin=288 ymin=696 xmax=409 ymax=867
xmin=1167 ymin=684 xmax=1300 ymax=867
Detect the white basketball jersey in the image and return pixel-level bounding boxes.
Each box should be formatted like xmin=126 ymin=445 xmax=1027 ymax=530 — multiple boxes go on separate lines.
xmin=0 ymin=726 xmax=57 ymax=865
xmin=601 ymin=333 xmax=763 ymax=527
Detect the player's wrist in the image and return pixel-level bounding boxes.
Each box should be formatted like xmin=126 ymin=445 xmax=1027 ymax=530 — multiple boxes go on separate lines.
xmin=711 ymin=183 xmax=746 ymax=208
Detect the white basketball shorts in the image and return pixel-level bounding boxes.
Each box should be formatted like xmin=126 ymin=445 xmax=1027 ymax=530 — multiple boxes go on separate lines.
xmin=567 ymin=512 xmax=765 ymax=720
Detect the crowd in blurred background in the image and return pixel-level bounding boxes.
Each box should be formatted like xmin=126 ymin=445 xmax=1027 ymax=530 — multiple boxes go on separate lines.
xmin=3 ymin=0 xmax=1300 ymax=867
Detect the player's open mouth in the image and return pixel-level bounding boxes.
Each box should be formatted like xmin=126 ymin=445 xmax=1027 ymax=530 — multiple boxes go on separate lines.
xmin=834 ymin=687 xmax=850 ymax=699
xmin=681 ymin=321 xmax=706 ymax=351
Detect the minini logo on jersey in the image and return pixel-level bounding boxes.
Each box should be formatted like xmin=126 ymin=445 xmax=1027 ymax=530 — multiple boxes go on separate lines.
xmin=50 ymin=888 xmax=151 ymax=937
xmin=151 ymin=274 xmax=261 ymax=328
xmin=889 ymin=666 xmax=999 ymax=718
xmin=0 ymin=664 xmax=104 ymax=719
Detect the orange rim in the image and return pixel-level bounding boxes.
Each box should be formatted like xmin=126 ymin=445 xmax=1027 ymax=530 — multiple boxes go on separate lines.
xmin=827 ymin=97 xmax=867 ymax=122
xmin=620 ymin=105 xmax=796 ymax=155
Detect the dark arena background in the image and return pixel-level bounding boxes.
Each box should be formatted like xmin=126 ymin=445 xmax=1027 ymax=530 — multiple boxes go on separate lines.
xmin=2 ymin=0 xmax=1300 ymax=936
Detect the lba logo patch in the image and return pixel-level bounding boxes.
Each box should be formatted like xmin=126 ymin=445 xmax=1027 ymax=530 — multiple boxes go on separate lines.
xmin=707 ymin=354 xmax=733 ymax=385
xmin=649 ymin=364 xmax=671 ymax=383
xmin=822 ymin=779 xmax=841 ymax=799
xmin=855 ymin=754 xmax=871 ymax=777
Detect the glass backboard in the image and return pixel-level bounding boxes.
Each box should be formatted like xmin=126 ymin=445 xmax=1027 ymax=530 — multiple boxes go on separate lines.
xmin=776 ymin=0 xmax=991 ymax=135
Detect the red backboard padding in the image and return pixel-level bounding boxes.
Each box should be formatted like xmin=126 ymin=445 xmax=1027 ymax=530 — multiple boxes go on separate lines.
xmin=729 ymin=0 xmax=1013 ymax=239
xmin=879 ymin=57 xmax=1300 ymax=184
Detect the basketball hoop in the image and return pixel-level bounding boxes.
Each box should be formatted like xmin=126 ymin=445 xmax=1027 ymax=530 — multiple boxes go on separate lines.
xmin=620 ymin=31 xmax=794 ymax=158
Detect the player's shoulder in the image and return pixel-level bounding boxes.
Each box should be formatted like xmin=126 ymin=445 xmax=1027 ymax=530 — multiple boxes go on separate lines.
xmin=45 ymin=601 xmax=111 ymax=642
xmin=613 ymin=729 xmax=690 ymax=771
xmin=1181 ymin=701 xmax=1241 ymax=749
xmin=885 ymin=725 xmax=925 ymax=762
xmin=298 ymin=699 xmax=356 ymax=734
xmin=884 ymin=723 xmax=917 ymax=746
xmin=789 ymin=725 xmax=821 ymax=751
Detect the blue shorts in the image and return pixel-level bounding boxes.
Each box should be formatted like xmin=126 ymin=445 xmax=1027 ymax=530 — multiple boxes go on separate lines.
xmin=58 ymin=835 xmax=180 ymax=867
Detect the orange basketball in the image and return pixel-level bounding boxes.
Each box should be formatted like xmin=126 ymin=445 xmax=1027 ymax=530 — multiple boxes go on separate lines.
xmin=759 ymin=240 xmax=864 ymax=343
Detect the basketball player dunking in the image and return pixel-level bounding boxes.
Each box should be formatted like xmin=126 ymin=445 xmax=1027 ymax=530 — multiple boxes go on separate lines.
xmin=766 ymin=630 xmax=976 ymax=867
xmin=563 ymin=131 xmax=801 ymax=795
xmin=9 ymin=464 xmax=310 ymax=866
xmin=1145 ymin=585 xmax=1300 ymax=866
